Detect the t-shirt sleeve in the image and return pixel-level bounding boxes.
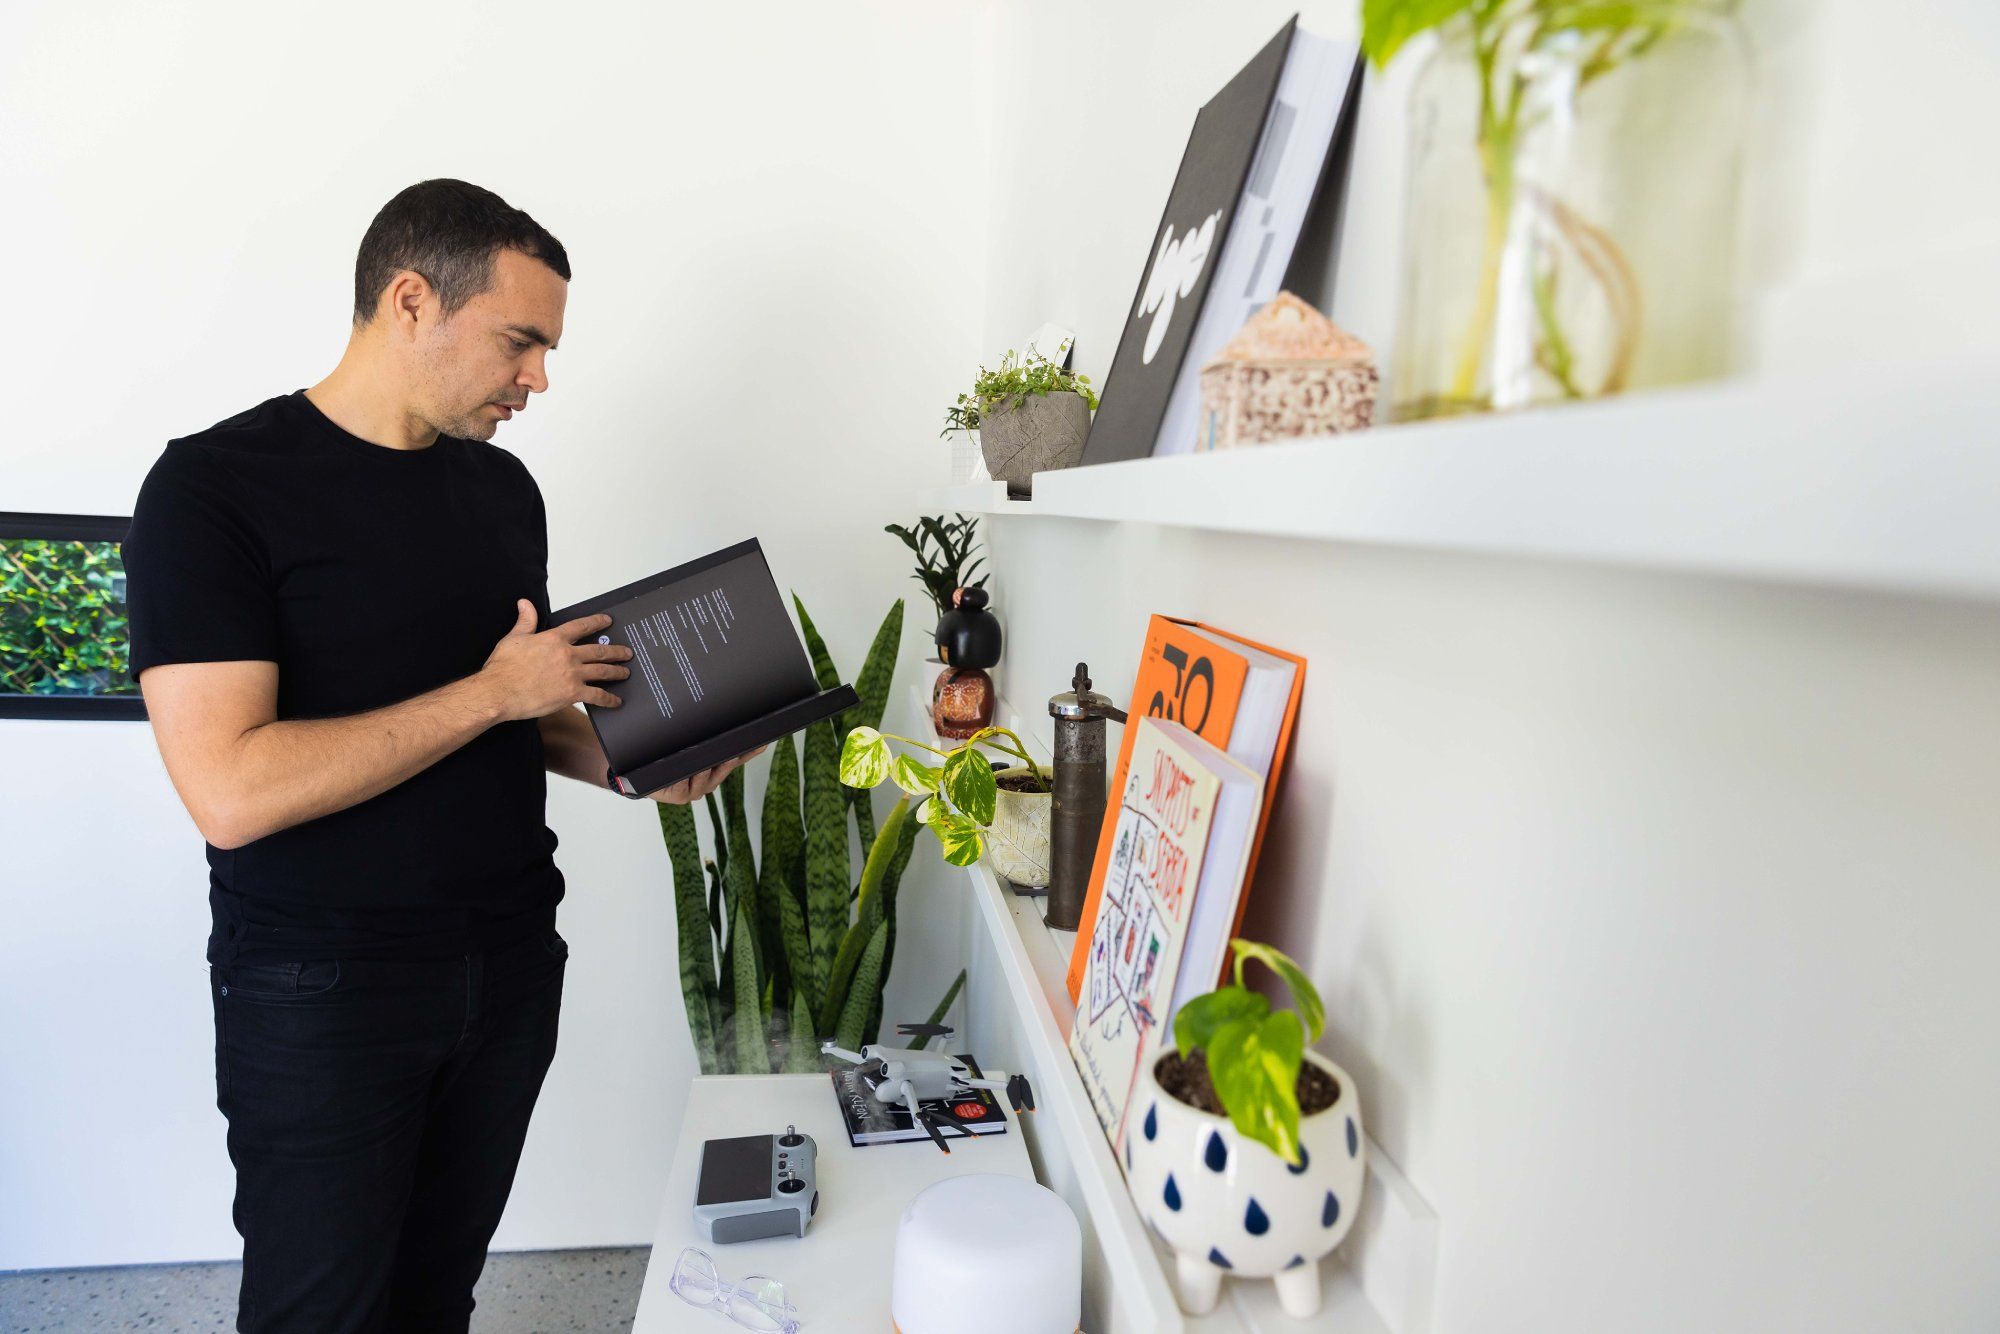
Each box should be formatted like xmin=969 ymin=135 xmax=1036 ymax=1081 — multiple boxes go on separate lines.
xmin=508 ymin=453 xmax=552 ymax=622
xmin=124 ymin=444 xmax=280 ymax=677
xmin=527 ymin=466 xmax=550 ymax=580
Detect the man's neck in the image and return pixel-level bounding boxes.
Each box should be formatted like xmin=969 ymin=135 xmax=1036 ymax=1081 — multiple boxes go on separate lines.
xmin=306 ymin=349 xmax=439 ymax=452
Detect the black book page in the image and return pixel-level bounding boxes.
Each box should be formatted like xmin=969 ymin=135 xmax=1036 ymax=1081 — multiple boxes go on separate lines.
xmin=548 ymin=539 xmax=820 ymax=774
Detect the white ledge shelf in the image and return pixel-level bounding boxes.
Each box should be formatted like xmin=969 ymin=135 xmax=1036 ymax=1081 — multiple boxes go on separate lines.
xmin=914 ymin=686 xmax=1433 ymax=1332
xmin=928 ymin=360 xmax=2000 ymax=604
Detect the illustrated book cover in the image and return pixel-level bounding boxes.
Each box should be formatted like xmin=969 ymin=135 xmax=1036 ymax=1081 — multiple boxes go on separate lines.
xmin=1068 ymin=718 xmax=1264 ymax=1154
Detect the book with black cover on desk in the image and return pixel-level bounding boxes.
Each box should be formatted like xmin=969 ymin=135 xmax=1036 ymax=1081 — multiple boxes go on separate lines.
xmin=547 ymin=537 xmax=857 ymax=798
xmin=831 ymin=1056 xmax=1010 ymax=1147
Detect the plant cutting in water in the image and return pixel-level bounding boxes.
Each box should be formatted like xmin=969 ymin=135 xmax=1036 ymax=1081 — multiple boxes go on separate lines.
xmin=1363 ymin=0 xmax=1735 ymax=414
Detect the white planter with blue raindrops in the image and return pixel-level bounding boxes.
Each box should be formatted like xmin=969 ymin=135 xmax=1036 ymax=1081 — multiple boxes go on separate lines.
xmin=1122 ymin=1046 xmax=1365 ymax=1319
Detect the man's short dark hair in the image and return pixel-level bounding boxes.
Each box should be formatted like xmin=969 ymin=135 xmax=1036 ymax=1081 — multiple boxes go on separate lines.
xmin=352 ymin=179 xmax=570 ymax=325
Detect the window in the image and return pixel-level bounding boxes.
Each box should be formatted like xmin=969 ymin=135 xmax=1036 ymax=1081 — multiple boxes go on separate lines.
xmin=0 ymin=511 xmax=145 ymax=720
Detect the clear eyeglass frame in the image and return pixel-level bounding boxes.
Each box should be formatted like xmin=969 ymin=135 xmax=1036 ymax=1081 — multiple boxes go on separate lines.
xmin=668 ymin=1246 xmax=802 ymax=1334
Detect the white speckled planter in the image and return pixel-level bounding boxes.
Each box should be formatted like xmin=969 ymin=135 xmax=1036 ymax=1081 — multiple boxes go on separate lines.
xmin=1123 ymin=1047 xmax=1365 ymax=1319
xmin=983 ymin=765 xmax=1051 ymax=887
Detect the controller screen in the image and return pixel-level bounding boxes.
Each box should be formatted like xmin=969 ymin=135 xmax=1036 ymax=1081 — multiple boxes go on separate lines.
xmin=697 ymin=1135 xmax=773 ymax=1205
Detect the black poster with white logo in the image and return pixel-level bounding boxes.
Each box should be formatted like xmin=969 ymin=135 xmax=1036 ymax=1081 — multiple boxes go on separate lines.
xmin=1082 ymin=18 xmax=1297 ymax=468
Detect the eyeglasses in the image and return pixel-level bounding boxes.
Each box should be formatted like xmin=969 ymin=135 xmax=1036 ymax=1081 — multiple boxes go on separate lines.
xmin=668 ymin=1246 xmax=802 ymax=1334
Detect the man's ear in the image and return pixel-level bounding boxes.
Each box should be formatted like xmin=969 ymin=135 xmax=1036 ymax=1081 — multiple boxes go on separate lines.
xmin=383 ymin=270 xmax=435 ymax=339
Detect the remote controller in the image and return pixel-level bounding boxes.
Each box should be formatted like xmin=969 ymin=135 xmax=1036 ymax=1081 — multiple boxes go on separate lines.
xmin=691 ymin=1125 xmax=819 ymax=1244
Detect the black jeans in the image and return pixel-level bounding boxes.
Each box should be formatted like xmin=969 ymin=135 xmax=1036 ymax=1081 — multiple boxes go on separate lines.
xmin=209 ymin=926 xmax=567 ymax=1333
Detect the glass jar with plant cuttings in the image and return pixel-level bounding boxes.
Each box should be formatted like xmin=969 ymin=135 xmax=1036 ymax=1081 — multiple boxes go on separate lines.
xmin=1382 ymin=3 xmax=1752 ymax=420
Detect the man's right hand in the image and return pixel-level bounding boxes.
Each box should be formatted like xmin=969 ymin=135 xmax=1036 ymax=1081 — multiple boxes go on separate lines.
xmin=480 ymin=599 xmax=634 ymax=722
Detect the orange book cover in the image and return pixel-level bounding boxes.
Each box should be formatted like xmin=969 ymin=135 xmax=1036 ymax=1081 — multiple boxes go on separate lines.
xmin=1064 ymin=615 xmax=1306 ymax=1002
xmin=1063 ymin=615 xmax=1306 ymax=1001
xmin=1065 ymin=616 xmax=1247 ymax=1003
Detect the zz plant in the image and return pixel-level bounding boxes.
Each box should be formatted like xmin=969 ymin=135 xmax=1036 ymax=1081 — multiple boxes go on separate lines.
xmin=838 ymin=722 xmax=1049 ymax=868
xmin=883 ymin=514 xmax=987 ymax=627
xmin=1171 ymin=939 xmax=1327 ymax=1167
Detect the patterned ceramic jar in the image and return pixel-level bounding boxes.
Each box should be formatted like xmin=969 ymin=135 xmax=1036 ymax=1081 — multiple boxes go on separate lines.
xmin=983 ymin=764 xmax=1052 ymax=888
xmin=1122 ymin=1047 xmax=1365 ymax=1318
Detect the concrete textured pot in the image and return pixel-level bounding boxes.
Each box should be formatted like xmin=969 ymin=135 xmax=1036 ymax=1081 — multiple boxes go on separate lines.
xmin=977 ymin=391 xmax=1091 ymax=497
xmin=1124 ymin=1047 xmax=1365 ymax=1320
xmin=984 ymin=765 xmax=1052 ymax=888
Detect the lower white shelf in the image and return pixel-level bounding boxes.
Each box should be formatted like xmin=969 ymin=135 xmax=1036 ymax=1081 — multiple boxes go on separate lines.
xmin=902 ymin=682 xmax=1434 ymax=1331
xmin=959 ymin=858 xmax=1421 ymax=1334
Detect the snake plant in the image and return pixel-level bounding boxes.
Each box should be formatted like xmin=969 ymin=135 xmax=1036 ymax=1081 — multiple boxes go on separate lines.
xmin=662 ymin=594 xmax=956 ymax=1074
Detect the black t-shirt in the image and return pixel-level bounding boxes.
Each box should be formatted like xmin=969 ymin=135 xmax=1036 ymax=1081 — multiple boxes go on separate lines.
xmin=124 ymin=389 xmax=565 ymax=965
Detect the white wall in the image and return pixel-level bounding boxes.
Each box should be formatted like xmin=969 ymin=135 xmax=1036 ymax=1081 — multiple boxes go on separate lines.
xmin=8 ymin=2 xmax=1999 ymax=1327
xmin=0 ymin=0 xmax=991 ymax=1268
xmin=973 ymin=1 xmax=2000 ymax=1330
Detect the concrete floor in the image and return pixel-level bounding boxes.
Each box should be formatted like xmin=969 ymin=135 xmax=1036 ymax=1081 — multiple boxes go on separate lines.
xmin=0 ymin=1245 xmax=650 ymax=1333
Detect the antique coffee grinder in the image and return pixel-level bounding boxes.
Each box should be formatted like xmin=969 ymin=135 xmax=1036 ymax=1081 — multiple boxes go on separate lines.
xmin=1045 ymin=663 xmax=1126 ymax=930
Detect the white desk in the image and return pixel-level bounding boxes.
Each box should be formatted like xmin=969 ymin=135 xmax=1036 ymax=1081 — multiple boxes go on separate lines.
xmin=633 ymin=1073 xmax=1036 ymax=1333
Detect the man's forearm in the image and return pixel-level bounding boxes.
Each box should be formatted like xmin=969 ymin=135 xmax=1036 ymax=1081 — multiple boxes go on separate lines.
xmin=215 ymin=672 xmax=506 ymax=849
xmin=537 ymin=704 xmax=611 ymax=786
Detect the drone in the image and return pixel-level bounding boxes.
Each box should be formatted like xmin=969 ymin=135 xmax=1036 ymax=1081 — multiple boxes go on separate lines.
xmin=820 ymin=1024 xmax=1037 ymax=1154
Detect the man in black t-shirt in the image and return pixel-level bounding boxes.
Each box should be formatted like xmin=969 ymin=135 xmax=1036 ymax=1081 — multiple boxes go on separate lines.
xmin=124 ymin=179 xmax=761 ymax=1333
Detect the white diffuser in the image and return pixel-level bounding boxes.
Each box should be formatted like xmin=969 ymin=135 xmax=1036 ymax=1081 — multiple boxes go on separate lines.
xmin=890 ymin=1174 xmax=1080 ymax=1333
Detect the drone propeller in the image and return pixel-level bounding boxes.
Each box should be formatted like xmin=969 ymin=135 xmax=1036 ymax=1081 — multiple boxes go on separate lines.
xmin=896 ymin=1022 xmax=955 ymax=1039
xmin=916 ymin=1106 xmax=978 ymax=1154
xmin=1005 ymin=1073 xmax=1037 ymax=1115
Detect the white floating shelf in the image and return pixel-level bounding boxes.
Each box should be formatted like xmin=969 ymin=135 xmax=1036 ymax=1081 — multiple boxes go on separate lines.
xmin=924 ymin=360 xmax=2000 ymax=604
xmin=933 ymin=477 xmax=1030 ymax=515
xmin=960 ymin=855 xmax=1397 ymax=1334
xmin=907 ymin=685 xmax=1431 ymax=1332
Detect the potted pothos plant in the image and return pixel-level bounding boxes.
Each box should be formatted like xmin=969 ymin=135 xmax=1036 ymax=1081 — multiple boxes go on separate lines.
xmin=1123 ymin=939 xmax=1365 ymax=1320
xmin=941 ymin=349 xmax=1099 ymax=497
xmin=838 ymin=721 xmax=1055 ymax=888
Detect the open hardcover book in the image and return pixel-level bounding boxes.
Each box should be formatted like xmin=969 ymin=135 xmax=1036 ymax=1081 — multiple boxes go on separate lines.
xmin=547 ymin=537 xmax=857 ymax=798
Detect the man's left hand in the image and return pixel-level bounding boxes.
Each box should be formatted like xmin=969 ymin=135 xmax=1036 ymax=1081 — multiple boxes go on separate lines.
xmin=644 ymin=744 xmax=770 ymax=805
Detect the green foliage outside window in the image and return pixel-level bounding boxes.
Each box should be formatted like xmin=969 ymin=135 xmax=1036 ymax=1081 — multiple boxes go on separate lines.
xmin=0 ymin=538 xmax=134 ymax=697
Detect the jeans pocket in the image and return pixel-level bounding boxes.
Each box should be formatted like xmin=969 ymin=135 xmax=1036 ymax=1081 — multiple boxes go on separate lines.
xmin=216 ymin=959 xmax=343 ymax=1001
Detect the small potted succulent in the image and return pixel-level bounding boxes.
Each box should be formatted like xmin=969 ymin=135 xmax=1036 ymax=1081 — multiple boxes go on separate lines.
xmin=885 ymin=515 xmax=988 ymax=702
xmin=839 ymin=722 xmax=1054 ymax=888
xmin=1123 ymin=940 xmax=1364 ymax=1320
xmin=941 ymin=349 xmax=1099 ymax=497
